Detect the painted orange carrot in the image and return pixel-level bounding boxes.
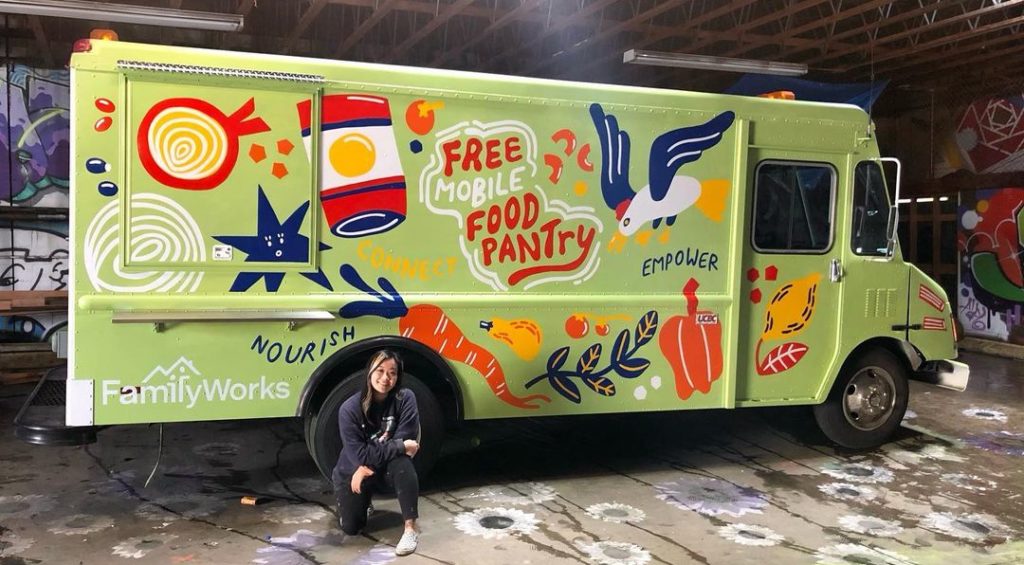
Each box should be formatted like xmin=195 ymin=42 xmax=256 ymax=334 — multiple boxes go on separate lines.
xmin=399 ymin=304 xmax=550 ymax=409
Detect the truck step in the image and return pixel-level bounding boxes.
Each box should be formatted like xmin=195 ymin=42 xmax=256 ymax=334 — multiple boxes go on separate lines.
xmin=14 ymin=366 xmax=97 ymax=446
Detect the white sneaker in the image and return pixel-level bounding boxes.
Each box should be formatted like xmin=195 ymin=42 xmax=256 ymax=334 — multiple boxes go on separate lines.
xmin=395 ymin=529 xmax=418 ymax=556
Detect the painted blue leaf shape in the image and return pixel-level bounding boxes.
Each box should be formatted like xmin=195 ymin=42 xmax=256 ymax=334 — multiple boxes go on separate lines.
xmin=615 ymin=357 xmax=650 ymax=379
xmin=612 ymin=329 xmax=630 ymax=362
xmin=549 ymin=374 xmax=582 ymax=403
xmin=338 ymin=263 xmax=408 ymax=319
xmin=635 ymin=311 xmax=658 ymax=347
xmin=582 ymin=374 xmax=616 ymax=397
xmin=576 ymin=343 xmax=602 ymax=375
xmin=547 ymin=347 xmax=571 ymax=372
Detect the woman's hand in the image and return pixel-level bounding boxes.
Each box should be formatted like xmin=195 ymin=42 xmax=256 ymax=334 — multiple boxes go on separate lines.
xmin=403 ymin=439 xmax=420 ymax=458
xmin=351 ymin=465 xmax=374 ymax=493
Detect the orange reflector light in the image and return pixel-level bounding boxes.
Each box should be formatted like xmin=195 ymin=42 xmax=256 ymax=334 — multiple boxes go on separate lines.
xmin=758 ymin=90 xmax=795 ymax=100
xmin=90 ymin=29 xmax=119 ymax=41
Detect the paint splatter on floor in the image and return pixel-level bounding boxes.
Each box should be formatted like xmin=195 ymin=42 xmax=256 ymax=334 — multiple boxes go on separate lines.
xmin=468 ymin=482 xmax=557 ymax=505
xmin=584 ymin=502 xmax=645 ymax=523
xmin=940 ymin=473 xmax=998 ymax=492
xmin=0 ymin=494 xmax=56 ymax=519
xmin=345 ymin=545 xmax=396 ymax=565
xmin=654 ymin=476 xmax=767 ymax=517
xmin=817 ymin=482 xmax=879 ymax=502
xmin=575 ymin=539 xmax=651 ymax=565
xmin=837 ymin=514 xmax=904 ymax=537
xmin=960 ymin=408 xmax=1008 ymax=422
xmin=0 ymin=529 xmax=35 ymax=555
xmin=965 ymin=431 xmax=1024 ymax=456
xmin=921 ymin=512 xmax=1011 ymax=542
xmin=814 ymin=543 xmax=913 ymax=565
xmin=819 ymin=462 xmax=894 ymax=484
xmin=47 ymin=513 xmax=115 ymax=535
xmin=111 ymin=533 xmax=178 ymax=559
xmin=261 ymin=504 xmax=332 ymax=525
xmin=452 ymin=507 xmax=539 ymax=539
xmin=716 ymin=524 xmax=784 ymax=547
xmin=251 ymin=529 xmax=347 ymax=565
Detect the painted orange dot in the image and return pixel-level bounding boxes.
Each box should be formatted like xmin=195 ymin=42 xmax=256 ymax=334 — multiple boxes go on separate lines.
xmin=93 ymin=116 xmax=112 ymax=132
xmin=249 ymin=144 xmax=267 ymax=163
xmin=573 ymin=180 xmax=587 ymax=196
xmin=977 ymin=200 xmax=989 ymax=213
xmin=277 ymin=139 xmax=294 ymax=156
xmin=271 ymin=162 xmax=288 ymax=179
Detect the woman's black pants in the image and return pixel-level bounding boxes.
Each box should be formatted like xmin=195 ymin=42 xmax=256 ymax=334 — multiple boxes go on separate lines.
xmin=335 ymin=455 xmax=419 ymax=535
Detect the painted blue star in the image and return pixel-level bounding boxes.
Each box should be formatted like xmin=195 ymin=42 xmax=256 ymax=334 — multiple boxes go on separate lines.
xmin=214 ymin=186 xmax=332 ymax=292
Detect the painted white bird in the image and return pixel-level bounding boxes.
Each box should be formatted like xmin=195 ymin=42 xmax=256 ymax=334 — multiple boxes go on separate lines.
xmin=589 ymin=104 xmax=734 ymax=250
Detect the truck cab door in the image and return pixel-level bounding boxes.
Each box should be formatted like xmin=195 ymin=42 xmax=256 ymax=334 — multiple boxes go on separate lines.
xmin=736 ymin=152 xmax=844 ymax=404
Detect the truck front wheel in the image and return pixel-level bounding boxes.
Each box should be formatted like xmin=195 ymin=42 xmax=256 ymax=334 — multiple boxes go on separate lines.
xmin=813 ymin=349 xmax=908 ymax=449
xmin=305 ymin=371 xmax=445 ymax=482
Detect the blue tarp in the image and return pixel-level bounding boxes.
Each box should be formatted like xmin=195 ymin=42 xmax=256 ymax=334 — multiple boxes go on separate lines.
xmin=725 ymin=74 xmax=889 ymax=112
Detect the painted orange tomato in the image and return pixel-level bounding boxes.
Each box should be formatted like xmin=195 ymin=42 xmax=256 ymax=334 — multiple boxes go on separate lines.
xmin=405 ymin=99 xmax=435 ymax=135
xmin=564 ymin=315 xmax=589 ymax=339
xmin=595 ymin=323 xmax=610 ymax=336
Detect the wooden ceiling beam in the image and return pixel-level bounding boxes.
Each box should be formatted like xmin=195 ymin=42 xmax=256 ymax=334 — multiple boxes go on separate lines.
xmin=283 ymin=0 xmax=329 ymax=54
xmin=523 ymin=0 xmax=692 ymax=75
xmin=477 ymin=0 xmax=621 ymax=73
xmin=333 ymin=0 xmax=403 ymax=59
xmin=872 ymin=33 xmax=1024 ymax=85
xmin=384 ymin=0 xmax=476 ymax=63
xmin=805 ymin=0 xmax=1024 ymax=67
xmin=429 ymin=0 xmax=549 ymax=68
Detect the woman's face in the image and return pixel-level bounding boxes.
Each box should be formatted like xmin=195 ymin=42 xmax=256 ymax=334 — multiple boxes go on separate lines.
xmin=370 ymin=358 xmax=399 ymax=397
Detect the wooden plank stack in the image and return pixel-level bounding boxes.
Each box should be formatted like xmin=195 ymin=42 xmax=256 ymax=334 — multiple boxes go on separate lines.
xmin=0 ymin=290 xmax=68 ymax=385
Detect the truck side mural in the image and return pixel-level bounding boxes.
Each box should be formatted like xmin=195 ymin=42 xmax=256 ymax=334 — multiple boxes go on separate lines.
xmin=47 ymin=40 xmax=966 ymax=474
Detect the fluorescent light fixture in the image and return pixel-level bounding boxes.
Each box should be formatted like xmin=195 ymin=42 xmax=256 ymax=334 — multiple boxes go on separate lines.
xmin=0 ymin=0 xmax=244 ymax=32
xmin=897 ymin=199 xmax=912 ymax=204
xmin=939 ymin=196 xmax=950 ymax=202
xmin=624 ymin=49 xmax=807 ymax=76
xmin=915 ymin=197 xmax=935 ymax=203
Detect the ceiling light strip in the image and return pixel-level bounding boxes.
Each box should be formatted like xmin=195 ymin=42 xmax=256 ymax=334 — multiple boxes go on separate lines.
xmin=0 ymin=0 xmax=244 ymax=32
xmin=623 ymin=49 xmax=808 ymax=77
xmin=117 ymin=60 xmax=325 ymax=84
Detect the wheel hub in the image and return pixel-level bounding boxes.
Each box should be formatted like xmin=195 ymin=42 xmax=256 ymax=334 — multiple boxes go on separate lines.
xmin=843 ymin=368 xmax=897 ymax=431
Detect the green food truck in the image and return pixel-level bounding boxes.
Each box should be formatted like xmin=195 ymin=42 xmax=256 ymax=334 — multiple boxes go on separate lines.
xmin=16 ymin=38 xmax=968 ymax=478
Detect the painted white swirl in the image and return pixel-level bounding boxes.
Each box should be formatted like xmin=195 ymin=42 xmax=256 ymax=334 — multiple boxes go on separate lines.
xmin=84 ymin=193 xmax=205 ymax=293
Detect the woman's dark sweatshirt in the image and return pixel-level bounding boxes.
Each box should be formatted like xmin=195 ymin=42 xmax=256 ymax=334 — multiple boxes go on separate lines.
xmin=332 ymin=389 xmax=419 ymax=485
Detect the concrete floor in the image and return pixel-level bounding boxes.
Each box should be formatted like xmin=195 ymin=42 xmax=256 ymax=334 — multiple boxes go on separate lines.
xmin=1 ymin=351 xmax=1022 ymax=565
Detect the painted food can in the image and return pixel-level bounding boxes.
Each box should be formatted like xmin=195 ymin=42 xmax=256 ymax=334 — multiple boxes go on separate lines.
xmin=298 ymin=94 xmax=407 ymax=238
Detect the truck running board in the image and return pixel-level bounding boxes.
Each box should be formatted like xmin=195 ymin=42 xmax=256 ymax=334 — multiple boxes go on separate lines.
xmin=14 ymin=366 xmax=98 ymax=446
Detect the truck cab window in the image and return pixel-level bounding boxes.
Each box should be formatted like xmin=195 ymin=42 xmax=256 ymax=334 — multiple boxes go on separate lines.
xmin=851 ymin=161 xmax=890 ymax=256
xmin=752 ymin=161 xmax=835 ymax=253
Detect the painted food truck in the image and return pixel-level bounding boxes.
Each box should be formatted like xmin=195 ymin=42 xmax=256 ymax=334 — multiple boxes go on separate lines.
xmin=18 ymin=38 xmax=968 ymax=478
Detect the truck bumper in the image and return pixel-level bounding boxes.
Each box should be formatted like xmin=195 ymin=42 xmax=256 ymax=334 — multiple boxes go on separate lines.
xmin=912 ymin=359 xmax=970 ymax=392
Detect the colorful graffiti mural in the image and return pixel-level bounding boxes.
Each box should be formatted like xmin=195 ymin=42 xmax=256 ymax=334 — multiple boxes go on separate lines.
xmin=1 ymin=64 xmax=70 ymax=342
xmin=958 ymin=188 xmax=1024 ymax=343
xmin=956 ymin=96 xmax=1024 ymax=173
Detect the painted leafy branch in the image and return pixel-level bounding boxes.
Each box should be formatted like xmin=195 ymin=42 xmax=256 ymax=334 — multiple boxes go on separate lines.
xmin=525 ymin=310 xmax=658 ymax=403
xmin=337 ymin=264 xmax=409 ymax=319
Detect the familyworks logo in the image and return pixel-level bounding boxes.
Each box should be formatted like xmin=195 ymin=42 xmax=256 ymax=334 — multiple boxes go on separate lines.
xmin=419 ymin=119 xmax=603 ymax=291
xmin=100 ymin=357 xmax=290 ymax=408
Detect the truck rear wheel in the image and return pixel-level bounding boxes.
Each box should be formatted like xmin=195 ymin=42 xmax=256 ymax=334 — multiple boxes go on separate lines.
xmin=813 ymin=349 xmax=908 ymax=449
xmin=305 ymin=371 xmax=445 ymax=482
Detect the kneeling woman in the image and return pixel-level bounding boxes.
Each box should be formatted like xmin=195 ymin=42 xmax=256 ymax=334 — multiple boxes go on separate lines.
xmin=333 ymin=350 xmax=421 ymax=556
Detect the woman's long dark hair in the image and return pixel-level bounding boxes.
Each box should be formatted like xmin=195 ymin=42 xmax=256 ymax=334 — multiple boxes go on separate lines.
xmin=359 ymin=349 xmax=404 ymax=420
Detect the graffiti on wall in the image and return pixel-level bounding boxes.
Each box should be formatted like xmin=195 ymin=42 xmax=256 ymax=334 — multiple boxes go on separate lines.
xmin=958 ymin=188 xmax=1024 ymax=343
xmin=1 ymin=65 xmax=70 ymax=342
xmin=956 ymin=96 xmax=1024 ymax=174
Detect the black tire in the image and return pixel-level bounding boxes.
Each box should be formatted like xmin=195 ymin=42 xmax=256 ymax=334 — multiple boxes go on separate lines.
xmin=813 ymin=349 xmax=908 ymax=450
xmin=306 ymin=371 xmax=445 ymax=482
